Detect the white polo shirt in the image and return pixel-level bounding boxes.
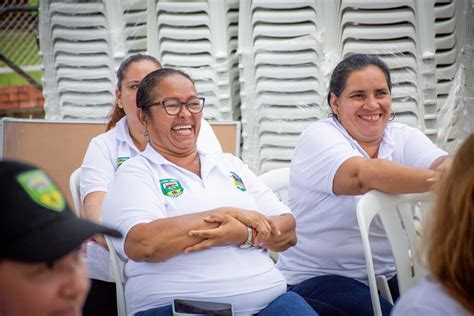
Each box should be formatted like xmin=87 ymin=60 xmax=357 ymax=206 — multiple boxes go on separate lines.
xmin=392 ymin=277 xmax=470 ymax=316
xmin=276 ymin=117 xmax=447 ymax=285
xmin=102 ymin=146 xmax=291 ymax=316
xmin=80 ymin=117 xmax=222 ymax=281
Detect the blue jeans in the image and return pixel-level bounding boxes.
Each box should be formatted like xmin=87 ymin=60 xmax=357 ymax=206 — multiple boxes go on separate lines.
xmin=136 ymin=292 xmax=318 ymax=316
xmin=288 ymin=275 xmax=399 ymax=316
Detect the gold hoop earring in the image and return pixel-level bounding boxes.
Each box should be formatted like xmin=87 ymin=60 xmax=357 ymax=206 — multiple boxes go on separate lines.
xmin=117 ymin=101 xmax=123 ymax=109
xmin=143 ymin=128 xmax=149 ymax=138
xmin=389 ymin=110 xmax=396 ymax=121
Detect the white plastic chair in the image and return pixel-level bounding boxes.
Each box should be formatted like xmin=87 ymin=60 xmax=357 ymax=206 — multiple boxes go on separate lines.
xmin=258 ymin=167 xmax=290 ymax=206
xmin=68 ymin=168 xmax=127 ymax=316
xmin=356 ymin=190 xmax=433 ymax=316
xmin=69 ymin=168 xmax=82 ymax=218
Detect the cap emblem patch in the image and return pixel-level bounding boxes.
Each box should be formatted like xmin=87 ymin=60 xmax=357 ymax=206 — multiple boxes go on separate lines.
xmin=16 ymin=170 xmax=65 ymax=212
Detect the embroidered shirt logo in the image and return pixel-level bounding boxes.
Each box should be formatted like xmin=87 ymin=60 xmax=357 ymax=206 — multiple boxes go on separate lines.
xmin=230 ymin=171 xmax=246 ymax=192
xmin=16 ymin=170 xmax=65 ymax=212
xmin=160 ymin=178 xmax=184 ymax=197
xmin=117 ymin=156 xmax=129 ymax=168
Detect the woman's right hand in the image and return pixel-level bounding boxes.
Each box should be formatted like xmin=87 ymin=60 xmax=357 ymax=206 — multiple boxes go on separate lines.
xmin=222 ymin=208 xmax=280 ymax=245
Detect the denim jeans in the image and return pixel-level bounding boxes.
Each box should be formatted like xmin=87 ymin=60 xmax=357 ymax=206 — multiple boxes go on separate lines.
xmin=136 ymin=292 xmax=318 ymax=316
xmin=288 ymin=274 xmax=399 ymax=316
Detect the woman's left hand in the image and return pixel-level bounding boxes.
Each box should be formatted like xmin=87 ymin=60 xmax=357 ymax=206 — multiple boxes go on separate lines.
xmin=184 ymin=214 xmax=247 ymax=252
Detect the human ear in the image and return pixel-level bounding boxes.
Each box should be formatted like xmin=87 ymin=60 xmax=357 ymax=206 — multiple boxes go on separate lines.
xmin=329 ymin=93 xmax=339 ymax=116
xmin=137 ymin=108 xmax=148 ymax=128
xmin=115 ymin=89 xmax=122 ymax=108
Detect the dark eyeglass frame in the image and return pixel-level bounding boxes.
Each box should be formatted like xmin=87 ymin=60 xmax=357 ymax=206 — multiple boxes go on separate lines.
xmin=145 ymin=97 xmax=205 ymax=115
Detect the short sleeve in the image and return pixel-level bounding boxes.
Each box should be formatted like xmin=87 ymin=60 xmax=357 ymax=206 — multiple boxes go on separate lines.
xmin=399 ymin=126 xmax=447 ymax=169
xmin=80 ymin=137 xmax=115 ymax=202
xmin=291 ymin=122 xmax=363 ymax=196
xmin=102 ymin=157 xmax=166 ymax=259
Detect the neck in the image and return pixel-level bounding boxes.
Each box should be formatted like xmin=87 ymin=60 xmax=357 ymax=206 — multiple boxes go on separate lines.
xmin=128 ymin=125 xmax=148 ymax=152
xmin=359 ymin=142 xmax=380 ymax=158
xmin=154 ymin=146 xmax=201 ymax=176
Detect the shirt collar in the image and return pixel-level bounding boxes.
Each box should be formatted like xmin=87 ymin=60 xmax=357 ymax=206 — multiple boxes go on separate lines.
xmin=140 ymin=144 xmax=220 ymax=176
xmin=331 ymin=117 xmax=395 ymax=159
xmin=116 ymin=117 xmax=140 ymax=153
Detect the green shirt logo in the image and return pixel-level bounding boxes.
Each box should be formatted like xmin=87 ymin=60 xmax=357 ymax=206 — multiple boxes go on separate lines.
xmin=160 ymin=178 xmax=184 ymax=197
xmin=17 ymin=170 xmax=65 ymax=212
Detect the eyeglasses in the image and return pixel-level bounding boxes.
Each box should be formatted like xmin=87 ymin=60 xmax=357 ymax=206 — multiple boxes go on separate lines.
xmin=146 ymin=97 xmax=205 ymax=115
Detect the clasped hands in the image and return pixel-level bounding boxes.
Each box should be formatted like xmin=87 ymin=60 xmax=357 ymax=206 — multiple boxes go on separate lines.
xmin=184 ymin=207 xmax=280 ymax=253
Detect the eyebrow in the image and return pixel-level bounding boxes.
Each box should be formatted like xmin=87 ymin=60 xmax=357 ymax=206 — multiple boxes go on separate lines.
xmin=348 ymin=90 xmax=365 ymax=94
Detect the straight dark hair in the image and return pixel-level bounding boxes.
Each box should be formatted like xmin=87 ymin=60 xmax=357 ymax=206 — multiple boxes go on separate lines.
xmin=327 ymin=54 xmax=392 ymax=115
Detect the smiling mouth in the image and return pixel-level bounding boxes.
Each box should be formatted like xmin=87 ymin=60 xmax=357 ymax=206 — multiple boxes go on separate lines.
xmin=359 ymin=114 xmax=382 ymax=121
xmin=172 ymin=125 xmax=193 ymax=135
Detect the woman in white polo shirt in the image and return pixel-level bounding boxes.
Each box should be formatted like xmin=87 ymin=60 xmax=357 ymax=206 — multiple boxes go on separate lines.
xmin=102 ymin=68 xmax=317 ymax=316
xmin=79 ymin=54 xmax=222 ymax=315
xmin=275 ymin=54 xmax=452 ymax=316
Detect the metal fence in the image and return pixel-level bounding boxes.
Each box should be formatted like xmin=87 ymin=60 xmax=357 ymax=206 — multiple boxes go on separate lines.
xmin=0 ymin=0 xmax=41 ymax=89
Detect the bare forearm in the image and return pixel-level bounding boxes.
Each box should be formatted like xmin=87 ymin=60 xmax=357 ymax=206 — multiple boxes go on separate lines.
xmin=83 ymin=191 xmax=106 ymax=223
xmin=125 ymin=210 xmax=220 ymax=262
xmin=259 ymin=214 xmax=296 ymax=252
xmin=358 ymin=159 xmax=434 ymax=194
xmin=334 ymin=157 xmax=435 ymax=196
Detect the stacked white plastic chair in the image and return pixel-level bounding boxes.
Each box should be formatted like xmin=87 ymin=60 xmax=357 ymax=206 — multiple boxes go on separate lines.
xmin=147 ymin=0 xmax=240 ymax=121
xmin=39 ymin=0 xmax=118 ymax=119
xmin=238 ymin=0 xmax=327 ymax=173
xmin=121 ymin=0 xmax=148 ymax=55
xmin=434 ymin=0 xmax=466 ymax=114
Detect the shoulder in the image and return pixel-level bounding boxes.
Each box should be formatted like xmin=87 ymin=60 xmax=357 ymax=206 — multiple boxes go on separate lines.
xmin=294 ymin=118 xmax=355 ymax=160
xmin=89 ymin=126 xmax=119 ymax=148
xmin=393 ymin=278 xmax=467 ymax=316
xmin=212 ymin=152 xmax=245 ymax=168
xmin=300 ymin=117 xmax=340 ymax=138
xmin=386 ymin=122 xmax=419 ymax=135
xmin=117 ymin=153 xmax=149 ymax=170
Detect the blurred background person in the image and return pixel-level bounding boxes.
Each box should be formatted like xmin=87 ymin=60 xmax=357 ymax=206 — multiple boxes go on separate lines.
xmin=0 ymin=160 xmax=120 ymax=316
xmin=392 ymin=133 xmax=474 ymax=316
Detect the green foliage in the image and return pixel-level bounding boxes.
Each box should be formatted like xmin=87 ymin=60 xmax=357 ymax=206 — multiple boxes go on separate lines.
xmin=0 ymin=71 xmax=42 ymax=87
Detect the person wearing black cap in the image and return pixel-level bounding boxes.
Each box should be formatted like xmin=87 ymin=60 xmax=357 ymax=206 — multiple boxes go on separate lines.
xmin=0 ymin=160 xmax=121 ymax=316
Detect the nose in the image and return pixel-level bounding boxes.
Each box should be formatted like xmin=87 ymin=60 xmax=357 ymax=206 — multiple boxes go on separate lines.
xmin=177 ymin=103 xmax=193 ymax=118
xmin=58 ymin=256 xmax=90 ymax=302
xmin=364 ymin=94 xmax=379 ymax=110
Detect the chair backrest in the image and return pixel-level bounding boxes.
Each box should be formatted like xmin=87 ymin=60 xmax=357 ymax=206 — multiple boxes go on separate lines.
xmin=68 ymin=168 xmax=127 ymax=316
xmin=69 ymin=167 xmax=82 ymax=217
xmin=357 ymin=190 xmax=433 ymax=316
xmin=258 ymin=167 xmax=290 ymax=205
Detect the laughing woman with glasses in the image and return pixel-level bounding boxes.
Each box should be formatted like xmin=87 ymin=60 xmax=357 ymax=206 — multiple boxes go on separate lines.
xmin=102 ymin=68 xmax=317 ymax=316
xmin=78 ymin=54 xmax=222 ymax=316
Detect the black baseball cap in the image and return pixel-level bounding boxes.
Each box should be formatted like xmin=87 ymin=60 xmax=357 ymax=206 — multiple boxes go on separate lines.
xmin=0 ymin=160 xmax=121 ymax=263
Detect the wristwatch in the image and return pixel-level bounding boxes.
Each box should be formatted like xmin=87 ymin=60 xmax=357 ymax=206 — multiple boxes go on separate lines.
xmin=239 ymin=226 xmax=253 ymax=249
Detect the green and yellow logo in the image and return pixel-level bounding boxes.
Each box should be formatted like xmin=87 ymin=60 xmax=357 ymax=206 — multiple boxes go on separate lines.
xmin=117 ymin=156 xmax=129 ymax=168
xmin=17 ymin=170 xmax=65 ymax=212
xmin=160 ymin=178 xmax=184 ymax=197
